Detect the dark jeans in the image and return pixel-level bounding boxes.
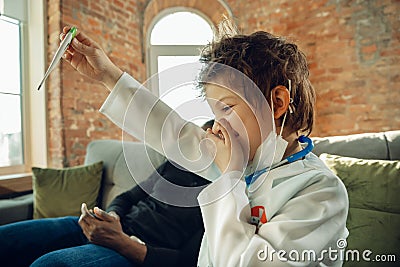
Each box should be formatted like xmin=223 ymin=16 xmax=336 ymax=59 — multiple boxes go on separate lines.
xmin=0 ymin=216 xmax=135 ymax=267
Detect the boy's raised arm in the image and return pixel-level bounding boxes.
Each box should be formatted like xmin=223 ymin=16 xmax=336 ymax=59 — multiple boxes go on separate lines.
xmin=62 ymin=27 xmax=220 ymax=181
xmin=99 ymin=73 xmax=219 ymax=181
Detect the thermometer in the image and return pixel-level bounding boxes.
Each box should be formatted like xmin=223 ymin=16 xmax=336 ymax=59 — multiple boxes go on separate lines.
xmin=37 ymin=27 xmax=77 ymax=90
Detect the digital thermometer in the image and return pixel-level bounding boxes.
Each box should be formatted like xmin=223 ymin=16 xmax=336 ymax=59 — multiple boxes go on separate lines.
xmin=37 ymin=27 xmax=77 ymax=90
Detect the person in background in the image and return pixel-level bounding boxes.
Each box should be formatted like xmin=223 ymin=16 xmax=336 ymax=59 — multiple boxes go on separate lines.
xmin=0 ymin=120 xmax=213 ymax=267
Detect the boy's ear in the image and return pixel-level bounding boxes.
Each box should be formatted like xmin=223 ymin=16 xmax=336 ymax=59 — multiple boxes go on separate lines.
xmin=271 ymin=86 xmax=290 ymax=119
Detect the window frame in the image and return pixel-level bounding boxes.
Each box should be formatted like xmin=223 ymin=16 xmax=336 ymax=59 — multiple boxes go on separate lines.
xmin=0 ymin=13 xmax=29 ymax=174
xmin=146 ymin=7 xmax=214 ymax=96
xmin=0 ymin=0 xmax=47 ymax=177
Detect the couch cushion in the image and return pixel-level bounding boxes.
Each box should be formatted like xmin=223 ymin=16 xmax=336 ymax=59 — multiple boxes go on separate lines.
xmin=32 ymin=161 xmax=103 ymax=218
xmin=345 ymin=208 xmax=400 ymax=264
xmin=84 ymin=140 xmax=166 ymax=208
xmin=320 ymin=153 xmax=400 ymax=262
xmin=84 ymin=140 xmax=126 ymax=183
xmin=320 ymin=154 xmax=400 ymax=213
xmin=0 ymin=193 xmax=33 ymax=225
xmin=312 ymin=132 xmax=389 ymax=160
xmin=386 ymin=130 xmax=400 ymax=160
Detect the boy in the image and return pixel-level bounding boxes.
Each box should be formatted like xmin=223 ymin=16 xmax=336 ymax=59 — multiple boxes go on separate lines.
xmin=62 ymin=23 xmax=349 ymax=266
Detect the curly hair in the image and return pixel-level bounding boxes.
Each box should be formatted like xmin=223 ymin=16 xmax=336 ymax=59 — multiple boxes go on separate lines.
xmin=198 ymin=27 xmax=316 ymax=135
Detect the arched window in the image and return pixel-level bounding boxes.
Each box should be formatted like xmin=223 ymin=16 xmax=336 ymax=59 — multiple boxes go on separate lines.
xmin=148 ymin=10 xmax=214 ymax=125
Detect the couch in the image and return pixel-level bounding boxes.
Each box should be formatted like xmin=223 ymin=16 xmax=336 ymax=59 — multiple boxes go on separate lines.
xmin=0 ymin=140 xmax=166 ymax=224
xmin=0 ymin=130 xmax=399 ymax=265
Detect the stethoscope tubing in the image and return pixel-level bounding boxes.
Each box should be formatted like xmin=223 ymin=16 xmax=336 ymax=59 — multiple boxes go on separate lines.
xmin=245 ymin=135 xmax=314 ymax=186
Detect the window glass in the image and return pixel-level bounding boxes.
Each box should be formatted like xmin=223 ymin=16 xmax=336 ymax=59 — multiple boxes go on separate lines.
xmin=0 ymin=17 xmax=23 ymax=167
xmin=157 ymin=55 xmax=198 ymax=97
xmin=150 ymin=12 xmax=214 ymax=125
xmin=151 ymin=12 xmax=213 ymax=45
xmin=0 ymin=18 xmax=20 ymax=95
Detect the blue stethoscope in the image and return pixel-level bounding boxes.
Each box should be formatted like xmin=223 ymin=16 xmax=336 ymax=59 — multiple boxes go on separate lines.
xmin=245 ymin=135 xmax=314 ymax=186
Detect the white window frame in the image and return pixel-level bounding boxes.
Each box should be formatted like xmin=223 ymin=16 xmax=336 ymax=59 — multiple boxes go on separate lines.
xmin=0 ymin=0 xmax=47 ymax=176
xmin=146 ymin=7 xmax=214 ymax=96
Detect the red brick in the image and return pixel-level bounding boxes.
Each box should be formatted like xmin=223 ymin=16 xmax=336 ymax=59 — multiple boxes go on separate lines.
xmin=361 ymin=44 xmax=378 ymax=54
xmin=113 ymin=0 xmax=125 ymax=9
xmin=44 ymin=0 xmax=400 ymax=166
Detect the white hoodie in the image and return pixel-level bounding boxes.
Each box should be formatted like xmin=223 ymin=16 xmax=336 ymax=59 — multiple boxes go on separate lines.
xmin=100 ymin=73 xmax=349 ymax=267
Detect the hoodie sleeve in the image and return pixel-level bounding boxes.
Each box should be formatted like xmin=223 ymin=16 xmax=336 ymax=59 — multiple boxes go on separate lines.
xmin=142 ymin=228 xmax=204 ymax=267
xmin=105 ymin=185 xmax=147 ymax=217
xmin=141 ymin=245 xmax=181 ymax=267
xmin=99 ymin=72 xmax=219 ymax=181
xmin=197 ymin=169 xmax=349 ymax=267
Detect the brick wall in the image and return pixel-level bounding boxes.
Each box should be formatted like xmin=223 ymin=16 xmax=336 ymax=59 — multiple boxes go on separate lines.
xmin=47 ymin=0 xmax=64 ymax=168
xmin=46 ymin=0 xmax=399 ymax=167
xmin=47 ymin=0 xmax=144 ymax=167
xmin=227 ymin=0 xmax=400 ymax=137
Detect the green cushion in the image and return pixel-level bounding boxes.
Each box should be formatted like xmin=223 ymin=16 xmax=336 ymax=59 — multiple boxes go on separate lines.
xmin=320 ymin=154 xmax=400 ymax=213
xmin=32 ymin=161 xmax=103 ymax=219
xmin=320 ymin=154 xmax=400 ymax=265
xmin=345 ymin=208 xmax=400 ymax=266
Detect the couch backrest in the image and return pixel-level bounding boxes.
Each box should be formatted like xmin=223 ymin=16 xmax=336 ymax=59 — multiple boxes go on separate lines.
xmin=313 ymin=131 xmax=400 ymax=265
xmin=85 ymin=130 xmax=400 ymax=208
xmin=312 ymin=130 xmax=400 ymax=160
xmin=84 ymin=140 xmax=166 ymax=208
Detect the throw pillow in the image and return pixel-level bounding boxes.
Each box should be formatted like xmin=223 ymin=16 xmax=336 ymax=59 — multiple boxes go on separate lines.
xmin=319 ymin=153 xmax=400 ymax=213
xmin=32 ymin=161 xmax=103 ymax=219
xmin=319 ymin=153 xmax=400 ymax=264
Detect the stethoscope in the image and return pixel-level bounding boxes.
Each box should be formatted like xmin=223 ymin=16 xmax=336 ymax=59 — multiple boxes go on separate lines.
xmin=245 ymin=135 xmax=314 ymax=186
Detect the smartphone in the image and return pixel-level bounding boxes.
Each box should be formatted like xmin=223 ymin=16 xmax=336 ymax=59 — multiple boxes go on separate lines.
xmin=82 ymin=203 xmax=100 ymax=220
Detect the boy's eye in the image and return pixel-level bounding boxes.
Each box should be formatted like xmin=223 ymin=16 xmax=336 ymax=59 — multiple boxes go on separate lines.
xmin=222 ymin=105 xmax=233 ymax=113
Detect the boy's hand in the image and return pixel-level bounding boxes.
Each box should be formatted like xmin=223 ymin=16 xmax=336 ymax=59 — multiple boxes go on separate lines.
xmin=205 ymin=119 xmax=247 ymax=174
xmin=60 ymin=26 xmax=123 ymax=90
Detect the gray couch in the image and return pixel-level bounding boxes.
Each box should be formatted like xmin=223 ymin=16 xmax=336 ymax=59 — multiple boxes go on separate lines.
xmin=0 ymin=141 xmax=166 ymax=225
xmin=0 ymin=130 xmax=399 ymax=225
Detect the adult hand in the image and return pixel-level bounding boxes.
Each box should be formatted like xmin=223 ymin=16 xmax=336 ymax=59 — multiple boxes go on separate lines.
xmin=61 ymin=26 xmax=123 ymax=90
xmin=107 ymin=210 xmax=120 ymax=220
xmin=78 ymin=204 xmax=147 ymax=263
xmin=78 ymin=204 xmax=127 ymax=249
xmin=205 ymin=119 xmax=247 ymax=174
